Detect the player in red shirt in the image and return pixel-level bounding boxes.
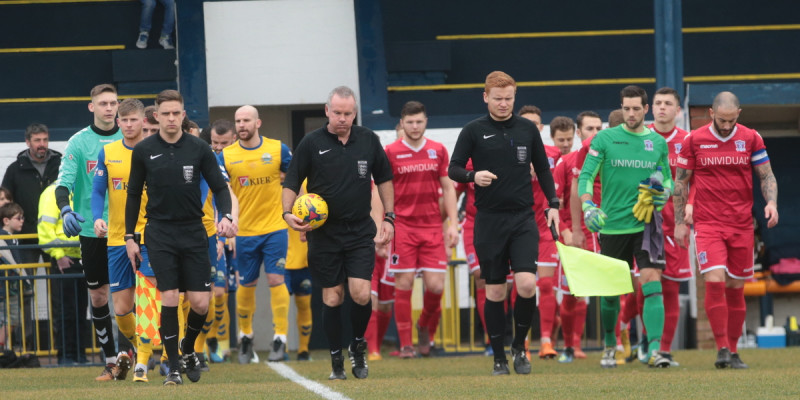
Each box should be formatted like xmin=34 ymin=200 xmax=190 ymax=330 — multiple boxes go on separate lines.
xmin=386 ymin=101 xmax=459 ymax=358
xmin=674 ymin=91 xmax=779 ymax=369
xmin=553 ymin=111 xmax=603 ymax=362
xmin=365 ymin=125 xmax=404 ymax=360
xmin=644 ymin=87 xmax=691 ymax=366
xmin=520 ymin=111 xmax=570 ymax=359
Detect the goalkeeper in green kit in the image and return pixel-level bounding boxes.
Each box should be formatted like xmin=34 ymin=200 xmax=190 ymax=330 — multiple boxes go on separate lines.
xmin=577 ymin=86 xmax=673 ymax=368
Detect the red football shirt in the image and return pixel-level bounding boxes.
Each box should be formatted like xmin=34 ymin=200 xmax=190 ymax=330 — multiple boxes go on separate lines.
xmin=677 ymin=123 xmax=768 ymax=232
xmin=532 ymin=145 xmax=561 ymax=234
xmin=385 ymin=138 xmax=450 ymax=229
xmin=649 ymin=124 xmax=690 ymax=235
xmin=575 ymin=136 xmax=602 ymax=205
xmin=453 ymin=159 xmax=477 ymax=228
xmin=554 ymin=151 xmax=576 ymax=230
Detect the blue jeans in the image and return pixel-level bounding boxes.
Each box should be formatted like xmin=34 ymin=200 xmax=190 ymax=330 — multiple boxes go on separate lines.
xmin=139 ymin=0 xmax=175 ymax=36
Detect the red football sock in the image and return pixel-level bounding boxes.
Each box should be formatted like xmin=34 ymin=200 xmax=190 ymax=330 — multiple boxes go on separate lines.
xmin=560 ymin=294 xmax=576 ymax=348
xmin=394 ymin=289 xmax=413 ymax=348
xmin=420 ymin=290 xmax=442 ymax=338
xmin=660 ymin=278 xmax=681 ymax=352
xmin=573 ymin=299 xmax=587 ymax=347
xmin=620 ymin=292 xmax=637 ymax=326
xmin=365 ymin=310 xmax=379 ymax=353
xmin=636 ymin=281 xmax=646 ymax=337
xmin=377 ymin=309 xmax=392 ymax=347
xmin=704 ymin=281 xmax=729 ymax=350
xmin=538 ymin=277 xmax=556 ymax=340
xmin=615 ymin=295 xmax=624 ymax=344
xmin=726 ymin=286 xmax=746 ymax=353
xmin=476 ymin=287 xmax=487 ymax=338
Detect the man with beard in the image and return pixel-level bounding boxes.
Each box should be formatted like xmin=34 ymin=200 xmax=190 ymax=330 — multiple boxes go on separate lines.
xmin=218 ymin=105 xmax=293 ymax=363
xmin=3 ymin=123 xmax=62 ymax=264
xmin=674 ymin=91 xmax=778 ymax=369
xmin=577 ymin=85 xmax=672 ymax=369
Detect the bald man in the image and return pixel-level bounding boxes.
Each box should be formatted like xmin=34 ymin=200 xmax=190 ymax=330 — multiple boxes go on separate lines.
xmin=674 ymin=91 xmax=778 ymax=369
xmin=217 ymin=105 xmax=293 ymax=363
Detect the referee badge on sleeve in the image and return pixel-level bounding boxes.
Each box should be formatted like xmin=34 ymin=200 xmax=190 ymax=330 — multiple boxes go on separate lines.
xmin=183 ymin=166 xmax=194 ymax=183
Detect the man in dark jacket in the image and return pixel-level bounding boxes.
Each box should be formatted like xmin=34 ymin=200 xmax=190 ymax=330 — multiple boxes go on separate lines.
xmin=2 ymin=123 xmax=62 ymax=264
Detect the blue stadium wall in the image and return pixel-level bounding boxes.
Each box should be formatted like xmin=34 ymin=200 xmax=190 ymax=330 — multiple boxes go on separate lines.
xmin=357 ymin=0 xmax=800 ymax=130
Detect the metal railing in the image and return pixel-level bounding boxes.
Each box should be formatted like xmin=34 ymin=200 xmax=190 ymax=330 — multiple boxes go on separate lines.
xmin=0 ymin=233 xmax=100 ymax=366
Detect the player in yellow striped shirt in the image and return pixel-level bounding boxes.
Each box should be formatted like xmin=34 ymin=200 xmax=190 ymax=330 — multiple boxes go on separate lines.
xmin=91 ymin=98 xmax=153 ymax=382
xmin=218 ymin=106 xmax=292 ymax=363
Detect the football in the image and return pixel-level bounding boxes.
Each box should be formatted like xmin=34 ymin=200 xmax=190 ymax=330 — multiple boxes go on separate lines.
xmin=292 ymin=193 xmax=329 ymax=230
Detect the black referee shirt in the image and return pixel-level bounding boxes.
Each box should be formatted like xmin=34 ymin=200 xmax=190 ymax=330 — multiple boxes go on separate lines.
xmin=125 ymin=132 xmax=231 ymax=232
xmin=449 ymin=114 xmax=558 ymax=212
xmin=283 ymin=125 xmax=392 ymax=223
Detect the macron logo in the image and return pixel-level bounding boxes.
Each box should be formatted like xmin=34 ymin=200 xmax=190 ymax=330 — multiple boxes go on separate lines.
xmin=319 ymin=149 xmax=331 ymax=155
xmin=483 ymin=134 xmax=496 ymax=139
xmin=150 ymin=154 xmax=163 ymax=160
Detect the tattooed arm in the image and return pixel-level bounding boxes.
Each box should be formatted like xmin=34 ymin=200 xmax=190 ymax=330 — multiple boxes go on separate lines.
xmin=755 ymin=162 xmax=779 ymax=228
xmin=673 ymin=167 xmax=692 ymax=248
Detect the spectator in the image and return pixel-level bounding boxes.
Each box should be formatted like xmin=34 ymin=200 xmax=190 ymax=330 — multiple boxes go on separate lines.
xmin=136 ymin=0 xmax=175 ymax=49
xmin=0 ymin=203 xmax=26 ymax=350
xmin=2 ymin=123 xmax=62 ymax=265
xmin=0 ymin=188 xmax=12 ymax=207
xmin=38 ymin=184 xmax=88 ymax=364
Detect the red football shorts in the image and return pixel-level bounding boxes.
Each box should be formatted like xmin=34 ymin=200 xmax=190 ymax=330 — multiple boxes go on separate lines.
xmin=663 ymin=234 xmax=693 ymax=281
xmin=372 ymin=254 xmax=395 ymax=303
xmin=695 ymin=228 xmax=754 ymax=279
xmin=389 ymin=225 xmax=448 ymax=274
xmin=462 ymin=220 xmax=480 ymax=274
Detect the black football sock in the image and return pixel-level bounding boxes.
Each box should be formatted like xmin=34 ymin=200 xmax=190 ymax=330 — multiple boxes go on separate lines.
xmin=159 ymin=305 xmax=180 ymax=371
xmin=182 ymin=309 xmax=208 ymax=354
xmin=91 ymin=304 xmax=117 ymax=362
xmin=485 ymin=299 xmax=507 ymax=361
xmin=512 ymin=293 xmax=535 ymax=348
xmin=350 ymin=299 xmax=372 ymax=341
xmin=323 ymin=304 xmax=343 ymax=355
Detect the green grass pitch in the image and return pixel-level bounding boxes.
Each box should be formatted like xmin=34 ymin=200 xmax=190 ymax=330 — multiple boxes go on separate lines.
xmin=3 ymin=347 xmax=799 ymax=399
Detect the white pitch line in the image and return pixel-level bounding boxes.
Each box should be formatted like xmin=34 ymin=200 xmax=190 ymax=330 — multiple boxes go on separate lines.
xmin=267 ymin=362 xmax=353 ymax=400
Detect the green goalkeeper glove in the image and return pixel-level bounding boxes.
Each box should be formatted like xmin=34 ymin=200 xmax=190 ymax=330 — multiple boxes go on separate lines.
xmin=582 ymin=201 xmax=607 ymax=233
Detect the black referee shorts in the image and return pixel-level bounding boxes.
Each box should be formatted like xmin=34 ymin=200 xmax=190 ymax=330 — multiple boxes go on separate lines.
xmin=306 ymin=218 xmax=376 ymax=289
xmin=474 ymin=208 xmax=539 ymax=285
xmin=79 ymin=236 xmax=109 ymax=290
xmin=599 ymin=231 xmax=664 ymax=271
xmin=145 ymin=219 xmax=212 ymax=292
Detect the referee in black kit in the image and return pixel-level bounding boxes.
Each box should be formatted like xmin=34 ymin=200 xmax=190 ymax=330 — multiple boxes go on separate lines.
xmin=449 ymin=71 xmax=559 ymax=376
xmin=282 ymin=86 xmax=394 ymax=381
xmin=125 ymin=90 xmax=237 ymax=386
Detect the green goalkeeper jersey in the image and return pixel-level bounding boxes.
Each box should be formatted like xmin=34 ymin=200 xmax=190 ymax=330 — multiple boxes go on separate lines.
xmin=56 ymin=125 xmax=122 ymax=238
xmin=577 ymin=124 xmax=672 ymax=234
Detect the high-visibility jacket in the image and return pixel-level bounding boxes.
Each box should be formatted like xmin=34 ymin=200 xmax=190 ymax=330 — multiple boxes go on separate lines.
xmin=38 ymin=184 xmax=80 ymax=260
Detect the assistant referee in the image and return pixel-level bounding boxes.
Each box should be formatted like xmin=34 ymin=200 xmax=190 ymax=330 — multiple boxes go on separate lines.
xmin=282 ymin=86 xmax=394 ymax=381
xmin=125 ymin=89 xmax=237 ymax=385
xmin=449 ymin=71 xmax=559 ymax=376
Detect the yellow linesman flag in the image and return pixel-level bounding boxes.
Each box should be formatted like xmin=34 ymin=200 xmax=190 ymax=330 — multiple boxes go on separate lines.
xmin=556 ymin=241 xmax=634 ymax=296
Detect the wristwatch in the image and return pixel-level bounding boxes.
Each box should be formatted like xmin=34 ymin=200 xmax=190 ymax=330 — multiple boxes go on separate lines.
xmin=384 ymin=212 xmax=396 ymax=221
xmin=223 ymin=213 xmax=234 ymax=222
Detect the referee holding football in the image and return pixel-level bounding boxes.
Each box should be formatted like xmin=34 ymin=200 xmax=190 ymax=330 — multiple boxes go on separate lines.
xmin=125 ymin=90 xmax=237 ymax=385
xmin=282 ymin=86 xmax=394 ymax=381
xmin=449 ymin=71 xmax=559 ymax=376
